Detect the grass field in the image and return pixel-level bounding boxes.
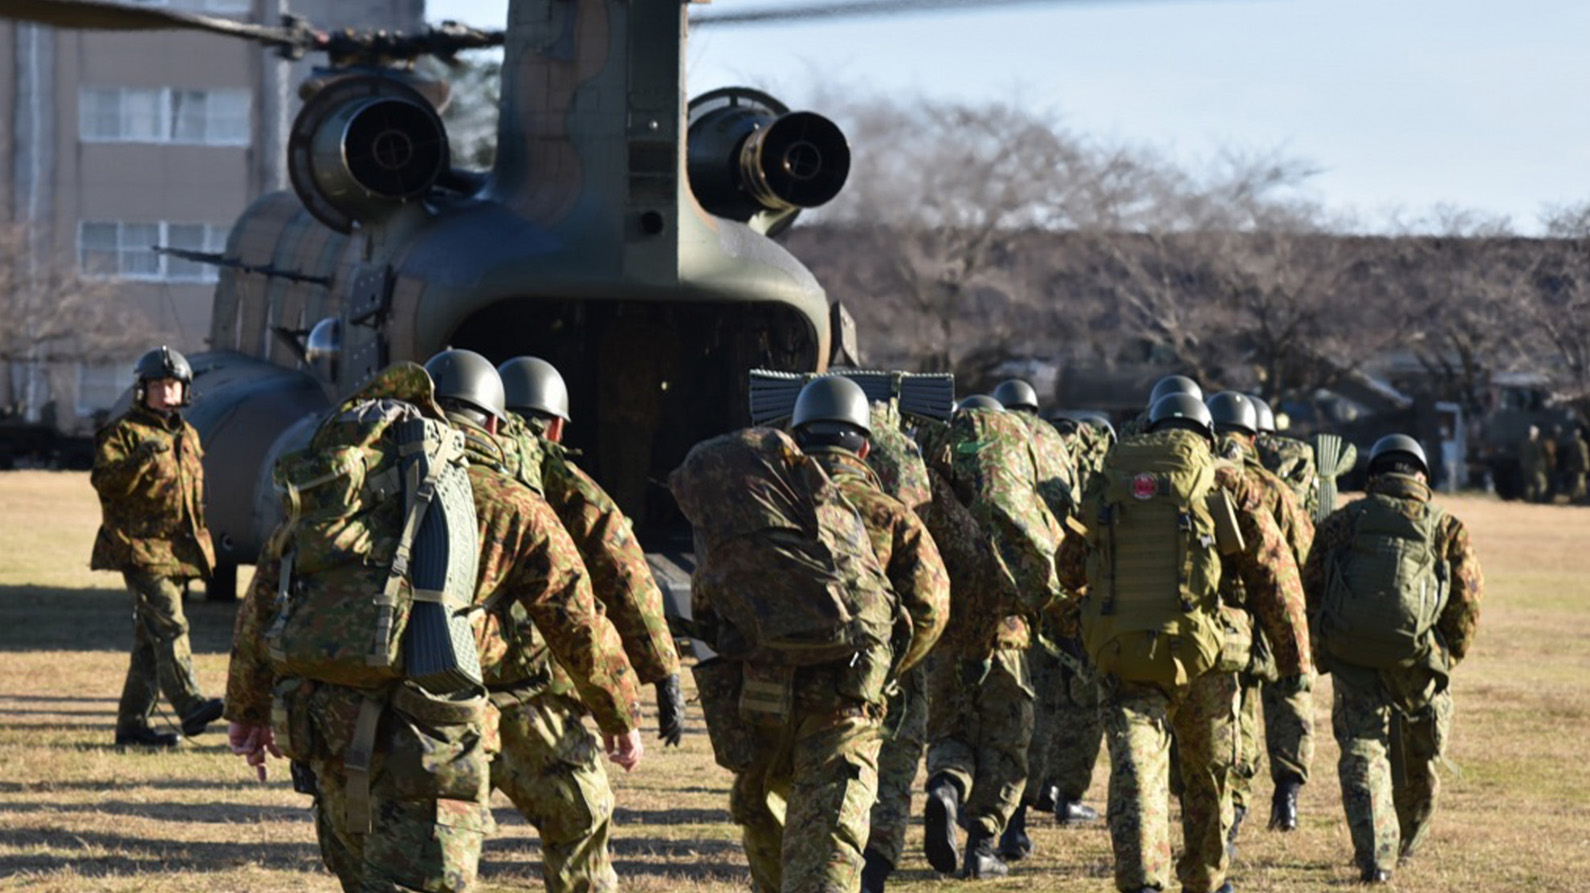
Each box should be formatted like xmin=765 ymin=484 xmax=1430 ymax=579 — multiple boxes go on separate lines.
xmin=2 ymin=470 xmax=1588 ymax=891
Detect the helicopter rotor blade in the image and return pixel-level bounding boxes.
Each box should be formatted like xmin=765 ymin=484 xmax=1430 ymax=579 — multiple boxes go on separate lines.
xmin=0 ymin=0 xmax=311 ymax=50
xmin=692 ymin=0 xmax=1171 ymax=27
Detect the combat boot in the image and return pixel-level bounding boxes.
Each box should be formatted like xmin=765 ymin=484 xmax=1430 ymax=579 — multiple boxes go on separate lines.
xmin=115 ymin=726 xmax=180 ymax=749
xmin=1360 ymin=867 xmax=1393 ymax=884
xmin=924 ymin=772 xmax=964 ymax=874
xmin=1056 ymin=797 xmax=1099 ymax=825
xmin=1033 ymin=782 xmax=1059 ymax=813
xmin=860 ymin=848 xmax=893 ymax=893
xmin=961 ymin=828 xmax=1009 ymax=880
xmin=996 ymin=804 xmax=1033 ymax=861
xmin=180 ymin=697 xmax=225 ymax=737
xmin=1268 ymin=776 xmax=1301 ymax=832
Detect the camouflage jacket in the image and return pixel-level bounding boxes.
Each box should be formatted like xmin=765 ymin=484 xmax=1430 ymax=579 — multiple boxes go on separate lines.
xmin=89 ymin=405 xmax=215 ymax=578
xmin=1564 ymin=437 xmax=1589 ymax=474
xmin=1303 ymin=473 xmax=1483 ymax=669
xmin=917 ymin=468 xmax=1011 ymax=655
xmin=811 ymin=448 xmax=949 ymax=675
xmin=866 ymin=400 xmax=933 ymax=513
xmin=1010 ymin=410 xmax=1078 ymax=522
xmin=1057 ymin=457 xmax=1314 ymax=679
xmin=1221 ymin=436 xmax=1314 ymax=568
xmin=1258 ymin=433 xmax=1318 ymax=516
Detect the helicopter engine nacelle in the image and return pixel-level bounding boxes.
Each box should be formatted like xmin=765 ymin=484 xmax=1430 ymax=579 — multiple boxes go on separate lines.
xmin=289 ymin=75 xmax=450 ymax=234
xmin=687 ymin=88 xmax=850 ymax=235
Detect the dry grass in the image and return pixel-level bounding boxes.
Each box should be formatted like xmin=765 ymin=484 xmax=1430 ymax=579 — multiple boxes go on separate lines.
xmin=2 ymin=470 xmax=1587 ymax=891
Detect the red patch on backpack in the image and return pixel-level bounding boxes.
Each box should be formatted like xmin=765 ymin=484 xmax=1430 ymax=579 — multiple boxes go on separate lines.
xmin=1131 ymin=473 xmax=1158 ymax=500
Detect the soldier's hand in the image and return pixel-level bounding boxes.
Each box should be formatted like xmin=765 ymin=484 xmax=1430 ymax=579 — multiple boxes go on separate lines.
xmin=655 ymin=674 xmax=685 ymax=747
xmin=1275 ymin=673 xmax=1312 ymax=696
xmin=228 ymin=721 xmax=282 ymax=783
xmin=605 ymin=728 xmax=644 ymax=773
xmin=957 ymin=655 xmax=993 ymax=688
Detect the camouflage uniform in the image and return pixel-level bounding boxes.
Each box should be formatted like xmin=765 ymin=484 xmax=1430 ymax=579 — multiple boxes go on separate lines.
xmin=1258 ymin=433 xmax=1319 ymax=519
xmin=1562 ymin=431 xmax=1589 ymax=503
xmin=91 ymin=403 xmax=217 ymax=737
xmin=1058 ymin=460 xmax=1313 ymax=893
xmin=1303 ymin=473 xmax=1483 ymax=877
xmin=1219 ymin=436 xmax=1317 ymax=819
xmin=1027 ymin=606 xmax=1103 ymax=814
xmin=812 ymin=445 xmax=950 ymax=869
xmin=1519 ymin=432 xmax=1550 ymax=503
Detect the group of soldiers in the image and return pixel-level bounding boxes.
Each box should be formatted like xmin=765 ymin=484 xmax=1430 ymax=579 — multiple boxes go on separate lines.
xmin=89 ymin=348 xmax=1485 ymax=893
xmin=1518 ymin=423 xmax=1590 ymax=503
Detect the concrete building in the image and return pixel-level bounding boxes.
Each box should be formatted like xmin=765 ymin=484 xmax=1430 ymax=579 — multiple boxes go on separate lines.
xmin=1 ymin=0 xmax=424 ymax=432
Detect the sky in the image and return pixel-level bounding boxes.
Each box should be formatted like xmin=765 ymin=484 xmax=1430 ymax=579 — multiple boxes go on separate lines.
xmin=423 ymin=0 xmax=1590 ymax=234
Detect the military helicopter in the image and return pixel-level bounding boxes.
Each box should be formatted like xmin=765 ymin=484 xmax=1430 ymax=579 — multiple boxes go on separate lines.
xmin=0 ymin=0 xmax=1058 ymax=602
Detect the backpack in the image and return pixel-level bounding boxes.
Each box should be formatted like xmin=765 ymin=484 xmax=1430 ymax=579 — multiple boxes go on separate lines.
xmin=669 ymin=427 xmax=894 ymax=666
xmin=1260 ymin=435 xmax=1319 ymax=519
xmin=264 ymin=364 xmax=482 ymax=694
xmin=1316 ymin=493 xmax=1447 ymax=670
xmin=1080 ymin=428 xmax=1234 ymax=688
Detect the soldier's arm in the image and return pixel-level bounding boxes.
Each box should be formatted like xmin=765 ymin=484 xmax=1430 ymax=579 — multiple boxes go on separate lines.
xmin=918 ymin=469 xmax=1004 ymax=653
xmin=89 ymin=423 xmax=150 ymax=496
xmin=1223 ymin=470 xmax=1313 ymax=677
xmin=1436 ymin=514 xmax=1484 ymax=665
xmin=889 ymin=509 xmax=950 ymax=674
xmin=550 ymin=460 xmax=680 ymax=684
xmin=1272 ymin=477 xmax=1315 ymax=566
xmin=224 ymin=556 xmax=281 ymax=725
xmin=513 ymin=497 xmax=643 ymax=736
xmin=1055 ymin=526 xmax=1089 ymax=595
xmin=1300 ymin=511 xmax=1351 ymax=616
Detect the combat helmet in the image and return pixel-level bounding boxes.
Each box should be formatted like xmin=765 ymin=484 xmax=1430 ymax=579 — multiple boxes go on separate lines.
xmin=1148 ymin=393 xmax=1214 ymax=439
xmin=134 ymin=345 xmax=193 ymax=406
xmin=1148 ymin=374 xmax=1202 ymax=406
xmin=792 ymin=375 xmax=872 ymax=437
xmin=956 ymin=395 xmax=1004 ymax=413
xmin=1250 ymin=396 xmax=1277 ymax=434
xmin=991 ymin=379 xmax=1040 ymax=412
xmin=1207 ymin=391 xmax=1258 ymax=437
xmin=498 ymin=356 xmax=570 ymax=422
xmin=424 ymin=349 xmax=506 ymax=421
xmin=1367 ymin=434 xmax=1428 ymax=476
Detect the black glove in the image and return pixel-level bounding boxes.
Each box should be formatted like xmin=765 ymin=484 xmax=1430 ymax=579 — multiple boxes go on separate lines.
xmin=957 ymin=656 xmax=993 ymax=688
xmin=1275 ymin=673 xmax=1312 ymax=696
xmin=655 ymin=674 xmax=685 ymax=747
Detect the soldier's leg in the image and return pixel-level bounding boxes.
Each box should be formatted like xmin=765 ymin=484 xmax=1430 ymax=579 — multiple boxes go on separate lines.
xmin=868 ymin=664 xmax=927 ymax=869
xmin=118 ymin=571 xmax=205 ymax=730
xmin=1099 ymin=676 xmax=1174 ymax=893
xmin=1230 ymin=677 xmax=1261 ymax=816
xmin=964 ymin=647 xmax=1034 ymax=839
xmin=1261 ymin=679 xmax=1315 ymax=787
xmin=1049 ymin=660 xmax=1103 ymax=810
xmin=783 ymin=707 xmax=884 ymax=893
xmin=1023 ymin=644 xmax=1064 ymax=808
xmin=309 ymin=757 xmax=363 ymax=891
xmin=1171 ymin=671 xmax=1240 ymax=893
xmin=1391 ymin=689 xmax=1452 ymax=862
xmin=491 ymin=694 xmax=618 ymax=893
xmin=730 ymin=724 xmax=796 ymax=893
xmin=924 ymin=650 xmax=977 ymax=797
xmin=1332 ymin=675 xmax=1399 ymax=876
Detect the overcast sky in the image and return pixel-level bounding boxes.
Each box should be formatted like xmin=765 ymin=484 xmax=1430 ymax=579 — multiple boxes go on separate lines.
xmin=424 ymin=0 xmax=1590 ymax=234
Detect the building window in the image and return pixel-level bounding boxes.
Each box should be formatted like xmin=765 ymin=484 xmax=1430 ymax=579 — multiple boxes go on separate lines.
xmin=79 ymin=87 xmax=251 ymax=146
xmin=78 ymin=221 xmax=229 ymax=283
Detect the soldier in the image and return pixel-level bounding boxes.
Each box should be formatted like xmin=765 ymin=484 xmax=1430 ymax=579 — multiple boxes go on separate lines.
xmin=1057 ymin=394 xmax=1313 ymax=893
xmin=1251 ymin=396 xmax=1320 ymax=518
xmin=1120 ymin=374 xmax=1203 ymax=439
xmin=1304 ymin=435 xmax=1483 ymax=884
xmin=791 ymin=378 xmax=950 ymax=893
xmin=1208 ymin=392 xmax=1316 ymax=839
xmin=1519 ymin=425 xmax=1550 ymax=502
xmin=225 ymin=356 xmax=643 ymax=892
xmin=921 ymin=395 xmax=1061 ymax=880
xmin=91 ymin=346 xmax=223 ymax=749
xmin=1561 ymin=426 xmax=1588 ymax=504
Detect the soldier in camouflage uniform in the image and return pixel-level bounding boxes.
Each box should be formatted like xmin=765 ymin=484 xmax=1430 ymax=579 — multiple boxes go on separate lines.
xmin=226 ymin=357 xmax=643 ymax=893
xmin=1303 ymin=435 xmax=1483 ymax=885
xmin=1564 ymin=426 xmax=1590 ymax=503
xmin=1251 ymin=396 xmax=1320 ymax=519
xmin=1519 ymin=425 xmax=1549 ymax=503
xmin=1208 ymin=392 xmax=1316 ymax=841
xmin=1057 ymin=394 xmax=1313 ymax=893
xmin=920 ymin=395 xmax=1062 ymax=880
xmin=791 ymin=380 xmax=951 ymax=893
xmin=92 ymin=346 xmax=224 ymax=749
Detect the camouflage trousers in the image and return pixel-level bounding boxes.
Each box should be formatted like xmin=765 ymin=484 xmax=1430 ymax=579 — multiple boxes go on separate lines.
xmin=1100 ymin=670 xmax=1240 ymax=893
xmin=925 ymin=646 xmax=1034 ymax=837
xmin=1332 ymin=673 xmax=1453 ymax=875
xmin=1026 ymin=647 xmax=1102 ymax=804
xmin=1231 ymin=676 xmax=1315 ymax=810
xmin=311 ymin=686 xmax=495 ymax=892
xmin=730 ymin=697 xmax=884 ymax=893
xmin=491 ymin=693 xmax=617 ymax=893
xmin=117 ymin=571 xmax=205 ymax=734
xmin=868 ymin=663 xmax=927 ymax=867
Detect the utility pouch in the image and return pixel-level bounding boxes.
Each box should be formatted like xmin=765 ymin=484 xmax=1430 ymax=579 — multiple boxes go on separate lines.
xmin=270 ymin=677 xmax=320 ymax=763
xmin=1215 ymin=605 xmax=1254 ymax=675
xmin=739 ymin=662 xmax=796 ymax=724
xmin=383 ymin=683 xmax=490 ymax=804
xmin=691 ymin=658 xmax=758 ymax=773
xmin=1209 ymin=490 xmax=1245 ymax=555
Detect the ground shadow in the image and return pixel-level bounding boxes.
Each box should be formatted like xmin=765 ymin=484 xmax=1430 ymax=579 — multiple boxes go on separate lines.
xmin=0 ymin=585 xmax=235 ymax=653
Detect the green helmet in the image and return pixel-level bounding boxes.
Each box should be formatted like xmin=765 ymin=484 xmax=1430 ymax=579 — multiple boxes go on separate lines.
xmin=424 ymin=349 xmax=506 ymax=421
xmin=134 ymin=346 xmax=193 ymax=406
xmin=956 ymin=394 xmax=1003 ymax=413
xmin=792 ymin=375 xmax=871 ymax=437
xmin=1148 ymin=393 xmax=1213 ymax=438
xmin=991 ymin=379 xmax=1039 ymax=412
xmin=1251 ymin=396 xmax=1277 ymax=434
xmin=497 ymin=356 xmax=570 ymax=422
xmin=1368 ymin=434 xmax=1428 ymax=476
xmin=1207 ymin=391 xmax=1257 ymax=436
xmin=1149 ymin=374 xmax=1202 ymax=406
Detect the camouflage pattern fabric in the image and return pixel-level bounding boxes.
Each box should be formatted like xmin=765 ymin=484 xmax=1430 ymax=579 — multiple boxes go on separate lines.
xmin=497 ymin=413 xmax=548 ymax=493
xmin=868 ymin=663 xmax=927 ymax=867
xmin=924 ymin=646 xmax=1034 ymax=838
xmin=1520 ymin=434 xmax=1550 ymax=503
xmin=866 ymin=399 xmax=933 ymax=512
xmin=1010 ymin=409 xmax=1079 ymax=521
xmin=116 ymin=570 xmax=207 ymax=734
xmin=1257 ymin=433 xmax=1319 ymax=518
xmin=491 ymin=692 xmax=618 ymax=893
xmin=1099 ymin=671 xmax=1241 ymax=893
xmin=917 ymin=468 xmax=1008 ymax=654
xmin=730 ymin=683 xmax=885 ymax=893
xmin=1563 ymin=434 xmax=1590 ymax=502
xmin=90 ymin=404 xmax=215 ymax=577
xmin=1025 ymin=629 xmax=1103 ymax=807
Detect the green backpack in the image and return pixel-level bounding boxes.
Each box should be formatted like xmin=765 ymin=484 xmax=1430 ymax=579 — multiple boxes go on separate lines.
xmin=669 ymin=427 xmax=895 ymax=667
xmin=264 ymin=364 xmax=481 ymax=694
xmin=1080 ymin=429 xmax=1233 ymax=688
xmin=1316 ymin=493 xmax=1447 ymax=670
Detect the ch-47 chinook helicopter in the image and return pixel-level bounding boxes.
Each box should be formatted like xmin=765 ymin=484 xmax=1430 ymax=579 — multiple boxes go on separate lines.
xmin=0 ymin=0 xmax=1039 ymax=602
